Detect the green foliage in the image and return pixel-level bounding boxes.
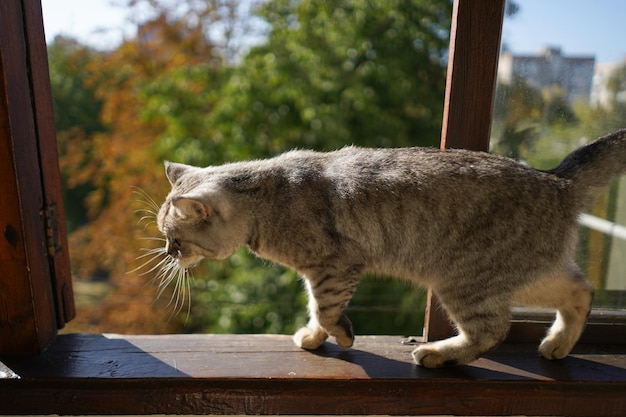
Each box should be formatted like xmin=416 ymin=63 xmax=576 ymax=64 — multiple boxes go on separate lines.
xmin=350 ymin=275 xmax=427 ymax=335
xmin=140 ymin=64 xmax=230 ymax=166
xmin=48 ymin=36 xmax=106 ymax=232
xmin=171 ymin=0 xmax=450 ymax=336
xmin=54 ymin=0 xmax=452 ymax=336
xmin=492 ymin=79 xmax=582 ymax=162
xmin=491 ymin=79 xmax=543 ymax=159
xmin=180 ymin=249 xmax=307 ymax=334
xmin=492 ymin=60 xmax=626 ymax=167
xmin=48 ymin=36 xmax=105 ymax=134
xmin=208 ymin=0 xmax=451 ymax=159
xmin=542 ymin=87 xmax=578 ymax=126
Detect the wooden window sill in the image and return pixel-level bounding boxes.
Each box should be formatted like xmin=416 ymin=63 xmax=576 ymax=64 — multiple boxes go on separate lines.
xmin=1 ymin=334 xmax=625 ymax=416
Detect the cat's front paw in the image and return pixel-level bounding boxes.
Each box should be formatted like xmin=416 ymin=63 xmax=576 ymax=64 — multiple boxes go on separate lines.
xmin=412 ymin=344 xmax=457 ymax=368
xmin=293 ymin=326 xmax=328 ymax=350
xmin=538 ymin=334 xmax=574 ymax=360
xmin=411 ymin=336 xmax=479 ymax=368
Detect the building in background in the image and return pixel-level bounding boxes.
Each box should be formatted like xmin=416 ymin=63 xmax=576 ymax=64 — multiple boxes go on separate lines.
xmin=498 ymin=46 xmax=595 ymax=103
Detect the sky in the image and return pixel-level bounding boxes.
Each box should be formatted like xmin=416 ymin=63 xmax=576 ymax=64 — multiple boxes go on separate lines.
xmin=42 ymin=0 xmax=626 ymax=64
xmin=501 ymin=0 xmax=626 ymax=63
xmin=42 ymin=0 xmax=131 ymax=50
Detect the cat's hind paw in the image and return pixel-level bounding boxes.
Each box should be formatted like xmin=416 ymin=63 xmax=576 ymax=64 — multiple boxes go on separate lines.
xmin=293 ymin=326 xmax=328 ymax=350
xmin=334 ymin=332 xmax=354 ymax=348
xmin=538 ymin=310 xmax=587 ymax=360
xmin=332 ymin=313 xmax=355 ymax=348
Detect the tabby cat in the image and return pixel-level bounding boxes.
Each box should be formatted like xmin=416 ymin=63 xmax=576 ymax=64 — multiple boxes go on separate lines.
xmin=156 ymin=129 xmax=626 ymax=368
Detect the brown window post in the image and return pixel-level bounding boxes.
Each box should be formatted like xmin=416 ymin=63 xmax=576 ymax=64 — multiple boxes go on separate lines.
xmin=424 ymin=0 xmax=505 ymax=341
xmin=0 ymin=0 xmax=74 ymax=354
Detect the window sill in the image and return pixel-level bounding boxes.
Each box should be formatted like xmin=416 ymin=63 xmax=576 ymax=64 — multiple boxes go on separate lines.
xmin=1 ymin=334 xmax=625 ymax=415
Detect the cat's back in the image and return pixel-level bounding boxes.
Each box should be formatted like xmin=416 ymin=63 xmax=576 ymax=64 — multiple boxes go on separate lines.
xmin=230 ymin=145 xmax=569 ymax=206
xmin=318 ymin=146 xmax=577 ymax=279
xmin=323 ymin=146 xmax=576 ymax=249
xmin=321 ymin=145 xmax=558 ymax=195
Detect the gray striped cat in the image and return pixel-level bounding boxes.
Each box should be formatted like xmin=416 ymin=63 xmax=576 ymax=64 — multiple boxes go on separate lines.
xmin=156 ymin=129 xmax=626 ymax=367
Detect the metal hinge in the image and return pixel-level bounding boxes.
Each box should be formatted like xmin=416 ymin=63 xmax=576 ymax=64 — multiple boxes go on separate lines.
xmin=43 ymin=203 xmax=62 ymax=257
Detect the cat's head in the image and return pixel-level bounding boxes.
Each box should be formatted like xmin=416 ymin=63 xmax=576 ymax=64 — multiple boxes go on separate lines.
xmin=157 ymin=161 xmax=247 ymax=268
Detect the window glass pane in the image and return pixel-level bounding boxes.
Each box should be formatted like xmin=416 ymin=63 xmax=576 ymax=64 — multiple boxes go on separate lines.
xmin=494 ymin=0 xmax=626 ymax=308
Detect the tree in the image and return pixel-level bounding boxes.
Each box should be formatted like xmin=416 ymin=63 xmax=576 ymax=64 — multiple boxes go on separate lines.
xmin=121 ymin=0 xmax=264 ymax=63
xmin=193 ymin=0 xmax=449 ymax=335
xmin=209 ymin=0 xmax=451 ymax=159
xmin=48 ymin=36 xmax=106 ymax=232
xmin=57 ymin=0 xmax=452 ymax=336
xmin=492 ymin=78 xmax=581 ymax=162
xmin=58 ymin=11 xmax=226 ymax=333
xmin=491 ymin=79 xmax=543 ymax=159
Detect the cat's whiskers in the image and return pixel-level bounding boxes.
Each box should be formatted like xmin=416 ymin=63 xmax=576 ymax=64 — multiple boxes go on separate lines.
xmin=167 ymin=264 xmax=192 ymax=320
xmin=134 ymin=209 xmax=158 ymax=228
xmin=130 ymin=186 xmax=193 ymax=321
xmin=152 ymin=255 xmax=193 ymax=321
xmin=131 ymin=186 xmax=160 ymax=212
xmin=127 ymin=247 xmax=169 ymax=275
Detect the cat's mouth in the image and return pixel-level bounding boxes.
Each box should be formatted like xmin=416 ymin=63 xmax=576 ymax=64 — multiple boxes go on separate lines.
xmin=176 ymin=255 xmax=204 ymax=269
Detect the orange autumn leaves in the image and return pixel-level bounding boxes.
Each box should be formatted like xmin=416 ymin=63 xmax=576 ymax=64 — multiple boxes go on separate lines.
xmin=57 ymin=13 xmax=221 ymax=334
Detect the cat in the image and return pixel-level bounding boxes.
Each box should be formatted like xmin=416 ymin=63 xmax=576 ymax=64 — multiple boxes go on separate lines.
xmin=156 ymin=129 xmax=626 ymax=368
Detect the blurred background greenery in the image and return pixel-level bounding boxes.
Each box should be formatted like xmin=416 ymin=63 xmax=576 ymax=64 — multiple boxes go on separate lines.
xmin=55 ymin=0 xmax=451 ymax=336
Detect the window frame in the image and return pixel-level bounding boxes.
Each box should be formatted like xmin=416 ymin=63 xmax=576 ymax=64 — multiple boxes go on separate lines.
xmin=424 ymin=0 xmax=505 ymax=342
xmin=0 ymin=0 xmax=74 ymax=354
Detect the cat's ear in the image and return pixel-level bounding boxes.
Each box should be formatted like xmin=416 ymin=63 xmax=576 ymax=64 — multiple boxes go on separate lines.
xmin=164 ymin=161 xmax=191 ymax=186
xmin=172 ymin=196 xmax=211 ymax=220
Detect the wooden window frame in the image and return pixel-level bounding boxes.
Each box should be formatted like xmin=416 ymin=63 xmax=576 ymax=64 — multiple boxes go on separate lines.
xmin=0 ymin=0 xmax=74 ymax=354
xmin=1 ymin=1 xmax=626 ymax=415
xmin=424 ymin=0 xmax=505 ymax=342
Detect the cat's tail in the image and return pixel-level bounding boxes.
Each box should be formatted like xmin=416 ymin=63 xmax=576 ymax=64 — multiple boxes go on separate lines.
xmin=549 ymin=128 xmax=626 ymax=199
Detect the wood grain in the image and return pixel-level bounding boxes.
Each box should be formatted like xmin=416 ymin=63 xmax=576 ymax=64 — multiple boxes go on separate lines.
xmin=0 ymin=0 xmax=74 ymax=354
xmin=1 ymin=334 xmax=625 ymax=415
xmin=22 ymin=0 xmax=75 ymax=326
xmin=440 ymin=0 xmax=505 ymax=151
xmin=0 ymin=0 xmax=57 ymax=353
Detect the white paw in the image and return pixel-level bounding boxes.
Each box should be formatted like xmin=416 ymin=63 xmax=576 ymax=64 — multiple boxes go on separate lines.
xmin=293 ymin=326 xmax=328 ymax=350
xmin=539 ymin=334 xmax=573 ymax=360
xmin=412 ymin=344 xmax=457 ymax=368
xmin=411 ymin=335 xmax=490 ymax=368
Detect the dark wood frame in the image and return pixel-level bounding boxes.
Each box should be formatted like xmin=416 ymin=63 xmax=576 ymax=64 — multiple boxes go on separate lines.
xmin=1 ymin=333 xmax=625 ymax=416
xmin=424 ymin=0 xmax=505 ymax=342
xmin=1 ymin=0 xmax=626 ymax=415
xmin=0 ymin=0 xmax=74 ymax=354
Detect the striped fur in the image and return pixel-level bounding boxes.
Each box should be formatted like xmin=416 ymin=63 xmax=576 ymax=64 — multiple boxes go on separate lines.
xmin=157 ymin=129 xmax=626 ymax=367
